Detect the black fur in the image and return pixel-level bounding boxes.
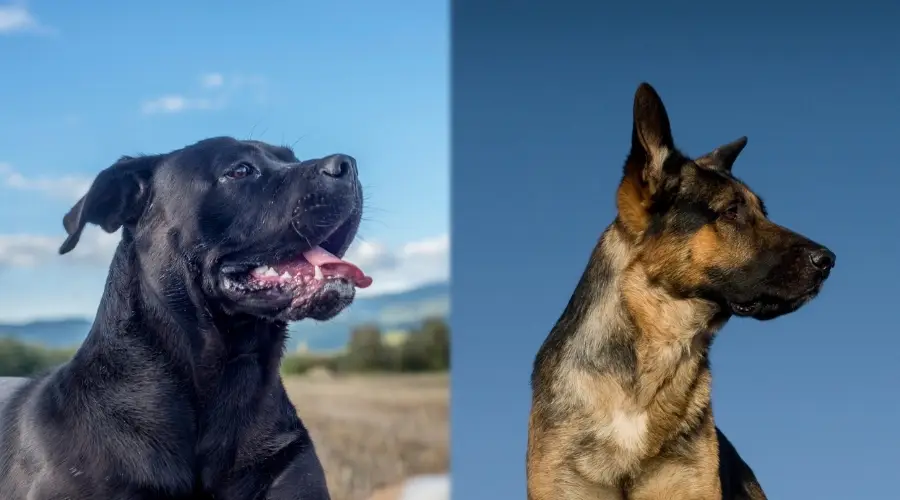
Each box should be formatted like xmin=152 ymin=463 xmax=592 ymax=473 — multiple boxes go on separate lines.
xmin=0 ymin=137 xmax=366 ymax=499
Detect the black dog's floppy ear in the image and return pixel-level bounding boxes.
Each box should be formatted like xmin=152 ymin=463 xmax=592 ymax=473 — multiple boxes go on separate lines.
xmin=59 ymin=155 xmax=161 ymax=255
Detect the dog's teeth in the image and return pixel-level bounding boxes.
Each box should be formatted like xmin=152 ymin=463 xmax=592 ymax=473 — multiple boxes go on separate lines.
xmin=252 ymin=266 xmax=268 ymax=275
xmin=314 ymin=265 xmax=324 ymax=280
xmin=281 ymin=271 xmax=292 ymax=280
xmin=263 ymin=267 xmax=279 ymax=277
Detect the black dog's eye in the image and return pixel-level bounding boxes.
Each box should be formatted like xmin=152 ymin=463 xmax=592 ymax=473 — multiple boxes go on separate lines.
xmin=220 ymin=163 xmax=257 ymax=182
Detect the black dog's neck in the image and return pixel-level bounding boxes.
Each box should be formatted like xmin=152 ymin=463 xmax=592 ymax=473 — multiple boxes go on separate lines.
xmin=72 ymin=234 xmax=287 ymax=394
xmin=43 ymin=235 xmax=300 ymax=493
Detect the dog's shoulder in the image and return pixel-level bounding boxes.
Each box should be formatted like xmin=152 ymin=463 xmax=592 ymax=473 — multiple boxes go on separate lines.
xmin=0 ymin=377 xmax=29 ymax=410
xmin=0 ymin=376 xmax=31 ymax=447
xmin=0 ymin=376 xmax=47 ymax=497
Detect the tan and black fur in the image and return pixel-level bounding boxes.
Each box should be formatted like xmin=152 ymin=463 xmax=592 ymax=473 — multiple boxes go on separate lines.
xmin=527 ymin=83 xmax=835 ymax=500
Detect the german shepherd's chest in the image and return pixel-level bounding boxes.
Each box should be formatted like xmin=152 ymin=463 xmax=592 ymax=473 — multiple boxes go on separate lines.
xmin=531 ymin=334 xmax=714 ymax=482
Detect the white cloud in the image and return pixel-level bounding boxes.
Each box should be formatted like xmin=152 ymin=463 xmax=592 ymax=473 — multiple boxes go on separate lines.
xmin=346 ymin=240 xmax=398 ymax=270
xmin=0 ymin=2 xmax=53 ymax=35
xmin=0 ymin=229 xmax=450 ymax=297
xmin=347 ymin=234 xmax=450 ymax=297
xmin=141 ymin=73 xmax=266 ymax=115
xmin=0 ymin=162 xmax=90 ymax=201
xmin=140 ymin=95 xmax=220 ymax=115
xmin=0 ymin=229 xmax=119 ymax=269
xmin=200 ymin=72 xmax=224 ymax=89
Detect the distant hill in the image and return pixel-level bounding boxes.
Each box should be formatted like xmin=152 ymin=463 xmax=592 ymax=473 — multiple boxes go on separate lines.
xmin=0 ymin=318 xmax=92 ymax=349
xmin=0 ymin=281 xmax=450 ymax=353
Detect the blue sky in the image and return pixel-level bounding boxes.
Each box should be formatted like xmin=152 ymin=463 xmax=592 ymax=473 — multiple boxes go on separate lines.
xmin=452 ymin=1 xmax=899 ymax=499
xmin=0 ymin=0 xmax=448 ymax=321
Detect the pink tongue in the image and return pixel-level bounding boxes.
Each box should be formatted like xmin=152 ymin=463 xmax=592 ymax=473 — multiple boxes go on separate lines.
xmin=302 ymin=246 xmax=373 ymax=289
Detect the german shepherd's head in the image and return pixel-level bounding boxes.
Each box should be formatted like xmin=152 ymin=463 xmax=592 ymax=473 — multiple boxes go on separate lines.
xmin=615 ymin=83 xmax=834 ymax=321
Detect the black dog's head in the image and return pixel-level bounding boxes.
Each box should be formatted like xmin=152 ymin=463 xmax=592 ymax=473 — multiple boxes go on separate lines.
xmin=59 ymin=136 xmax=372 ymax=322
xmin=616 ymin=83 xmax=834 ymax=321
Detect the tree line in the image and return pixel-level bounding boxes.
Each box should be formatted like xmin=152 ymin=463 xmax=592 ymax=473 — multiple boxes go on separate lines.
xmin=0 ymin=338 xmax=75 ymax=377
xmin=281 ymin=317 xmax=450 ymax=375
xmin=0 ymin=316 xmax=450 ymax=377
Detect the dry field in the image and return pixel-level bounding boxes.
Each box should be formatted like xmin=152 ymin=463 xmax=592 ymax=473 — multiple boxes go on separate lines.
xmin=284 ymin=372 xmax=450 ymax=500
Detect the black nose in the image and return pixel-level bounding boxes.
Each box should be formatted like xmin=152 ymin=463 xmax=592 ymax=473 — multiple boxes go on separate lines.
xmin=809 ymin=248 xmax=836 ymax=271
xmin=319 ymin=154 xmax=356 ymax=179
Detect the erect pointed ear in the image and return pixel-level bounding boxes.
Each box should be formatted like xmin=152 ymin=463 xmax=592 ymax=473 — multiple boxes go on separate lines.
xmin=617 ymin=83 xmax=681 ymax=237
xmin=630 ymin=82 xmax=677 ymax=190
xmin=59 ymin=155 xmax=161 ymax=255
xmin=695 ymin=136 xmax=748 ymax=174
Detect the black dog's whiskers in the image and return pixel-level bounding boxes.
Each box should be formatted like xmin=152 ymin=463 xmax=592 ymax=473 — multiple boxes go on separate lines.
xmin=246 ymin=119 xmax=265 ymax=140
xmin=290 ymin=133 xmax=312 ymax=150
xmin=288 ymin=223 xmax=315 ymax=251
xmin=358 ymin=216 xmax=389 ymax=231
xmin=359 ymin=186 xmax=391 ymax=220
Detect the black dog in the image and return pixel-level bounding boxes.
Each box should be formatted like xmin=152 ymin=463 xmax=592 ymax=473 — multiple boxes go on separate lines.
xmin=0 ymin=137 xmax=373 ymax=499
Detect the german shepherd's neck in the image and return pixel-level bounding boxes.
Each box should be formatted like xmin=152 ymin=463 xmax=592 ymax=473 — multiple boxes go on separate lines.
xmin=528 ymin=225 xmax=729 ymax=500
xmin=532 ymin=218 xmax=723 ymax=449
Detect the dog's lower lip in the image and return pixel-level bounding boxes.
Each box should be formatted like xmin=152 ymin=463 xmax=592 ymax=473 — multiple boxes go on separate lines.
xmin=804 ymin=283 xmax=823 ymax=296
xmin=220 ymin=263 xmax=253 ymax=275
xmin=730 ymin=301 xmax=759 ymax=316
xmin=730 ymin=284 xmax=822 ymax=317
xmin=783 ymin=285 xmax=822 ymax=304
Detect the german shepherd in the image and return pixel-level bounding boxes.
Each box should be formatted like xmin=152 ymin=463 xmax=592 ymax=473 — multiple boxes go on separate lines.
xmin=527 ymin=83 xmax=835 ymax=500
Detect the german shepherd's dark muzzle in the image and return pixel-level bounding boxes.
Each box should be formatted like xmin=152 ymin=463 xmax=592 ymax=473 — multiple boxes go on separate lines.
xmin=710 ymin=220 xmax=835 ymax=320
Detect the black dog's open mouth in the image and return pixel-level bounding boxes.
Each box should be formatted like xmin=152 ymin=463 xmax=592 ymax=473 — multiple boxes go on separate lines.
xmin=222 ymin=245 xmax=372 ymax=298
xmin=216 ymin=167 xmax=369 ymax=321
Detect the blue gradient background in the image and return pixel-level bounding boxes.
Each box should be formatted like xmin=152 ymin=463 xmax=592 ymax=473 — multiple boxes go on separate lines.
xmin=452 ymin=1 xmax=899 ymax=498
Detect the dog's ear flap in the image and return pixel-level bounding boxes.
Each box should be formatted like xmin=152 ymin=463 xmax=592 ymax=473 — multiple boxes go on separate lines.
xmin=59 ymin=155 xmax=161 ymax=255
xmin=630 ymin=82 xmax=676 ymax=188
xmin=617 ymin=83 xmax=679 ymax=237
xmin=695 ymin=136 xmax=748 ymax=174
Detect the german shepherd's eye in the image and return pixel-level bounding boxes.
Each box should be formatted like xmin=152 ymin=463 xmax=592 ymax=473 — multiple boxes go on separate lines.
xmin=720 ymin=203 xmax=741 ymax=222
xmin=220 ymin=163 xmax=258 ymax=182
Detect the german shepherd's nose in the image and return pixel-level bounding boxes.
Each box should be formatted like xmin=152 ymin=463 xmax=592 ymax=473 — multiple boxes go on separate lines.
xmin=808 ymin=247 xmax=836 ymax=271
